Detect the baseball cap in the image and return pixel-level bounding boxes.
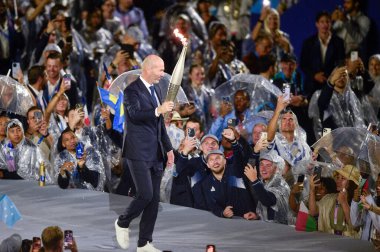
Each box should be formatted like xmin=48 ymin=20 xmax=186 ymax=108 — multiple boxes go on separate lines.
xmin=205 ymin=149 xmax=224 ymax=162
xmin=200 ymin=134 xmax=219 ymax=145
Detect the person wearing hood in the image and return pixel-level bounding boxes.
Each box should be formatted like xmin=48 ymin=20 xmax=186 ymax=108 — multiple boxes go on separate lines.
xmin=0 ymin=118 xmax=52 ymax=182
xmin=244 ymin=152 xmax=290 ymax=224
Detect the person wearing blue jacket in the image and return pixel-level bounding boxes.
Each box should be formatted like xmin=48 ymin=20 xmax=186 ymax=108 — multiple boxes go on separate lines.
xmin=194 ymin=128 xmax=256 ymax=220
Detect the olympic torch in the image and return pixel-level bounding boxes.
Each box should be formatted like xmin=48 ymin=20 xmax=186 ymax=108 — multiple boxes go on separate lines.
xmin=165 ymin=29 xmax=188 ymax=103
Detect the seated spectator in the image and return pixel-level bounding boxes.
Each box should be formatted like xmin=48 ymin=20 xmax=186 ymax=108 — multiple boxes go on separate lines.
xmin=332 ymin=0 xmax=370 ymax=57
xmin=289 ymin=177 xmax=337 ymax=224
xmin=208 ymin=40 xmax=249 ymax=88
xmin=171 ymin=133 xmax=219 ymax=207
xmin=196 ymin=0 xmax=219 ymax=31
xmin=55 ymin=128 xmax=105 ymax=190
xmin=41 ymin=225 xmax=78 ymax=252
xmin=267 ymin=96 xmax=312 ymax=186
xmin=0 ymin=233 xmax=22 ymax=252
xmin=243 ymin=33 xmax=274 ymax=74
xmin=368 ymin=54 xmax=380 ymax=119
xmin=165 ymin=111 xmax=187 ymax=151
xmin=351 ymin=173 xmax=380 ymax=246
xmin=209 ymin=89 xmax=251 ymax=140
xmin=244 ymin=152 xmax=290 ymax=224
xmin=309 ymin=165 xmax=359 ymax=237
xmin=27 ymin=65 xmax=48 ymax=112
xmin=273 ymin=53 xmax=315 ymax=145
xmin=251 ymin=6 xmax=293 ymax=61
xmin=0 ymin=119 xmax=52 ymax=182
xmin=0 ymin=113 xmax=10 ymax=142
xmin=25 ymin=106 xmax=53 ymax=173
xmin=182 ymin=64 xmax=213 ymax=130
xmin=202 ymin=21 xmax=228 ymax=71
xmin=101 ymin=0 xmax=123 ymax=35
xmin=250 ymin=122 xmax=268 ymax=172
xmin=312 ymin=66 xmax=365 ymax=133
xmin=195 ymin=129 xmax=256 ymax=219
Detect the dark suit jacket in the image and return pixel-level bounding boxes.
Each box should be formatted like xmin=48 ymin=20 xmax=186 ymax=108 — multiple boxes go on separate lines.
xmin=300 ymin=34 xmax=345 ymax=98
xmin=122 ymin=77 xmax=172 ymax=162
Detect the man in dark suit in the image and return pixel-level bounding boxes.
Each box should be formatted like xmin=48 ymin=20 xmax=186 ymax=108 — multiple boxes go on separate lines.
xmin=43 ymin=52 xmax=79 ymax=107
xmin=300 ymin=11 xmax=345 ymax=99
xmin=115 ymin=55 xmax=174 ymax=252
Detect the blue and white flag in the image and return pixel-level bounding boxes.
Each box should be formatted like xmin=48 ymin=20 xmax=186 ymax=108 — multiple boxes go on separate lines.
xmin=0 ymin=194 xmax=22 ymax=228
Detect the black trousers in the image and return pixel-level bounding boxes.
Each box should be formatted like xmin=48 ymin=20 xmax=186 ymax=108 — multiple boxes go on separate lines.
xmin=118 ymin=158 xmax=163 ymax=247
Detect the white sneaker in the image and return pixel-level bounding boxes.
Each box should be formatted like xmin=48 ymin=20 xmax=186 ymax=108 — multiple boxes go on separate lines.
xmin=115 ymin=219 xmax=129 ymax=249
xmin=136 ymin=242 xmax=162 ymax=252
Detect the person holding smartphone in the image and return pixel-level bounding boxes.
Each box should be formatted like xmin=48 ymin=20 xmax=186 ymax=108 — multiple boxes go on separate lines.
xmin=244 ymin=152 xmax=290 ymax=224
xmin=40 ymin=226 xmax=78 ymax=252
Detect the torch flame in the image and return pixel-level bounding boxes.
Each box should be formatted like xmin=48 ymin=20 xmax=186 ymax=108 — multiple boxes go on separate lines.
xmin=173 ymin=28 xmax=188 ymax=46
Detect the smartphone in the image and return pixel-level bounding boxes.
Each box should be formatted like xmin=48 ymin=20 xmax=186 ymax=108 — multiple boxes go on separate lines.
xmin=64 ymin=230 xmax=73 ymax=249
xmin=318 ymin=147 xmax=332 ymax=163
xmin=32 ymin=237 xmax=41 ymax=252
xmin=187 ymin=127 xmax=195 ymax=138
xmin=34 ymin=111 xmax=43 ymax=123
xmin=351 ymin=51 xmax=358 ymax=61
xmin=120 ymin=44 xmax=135 ymax=59
xmin=263 ymin=0 xmax=270 ymax=7
xmin=297 ymin=174 xmax=305 ymax=183
xmin=206 ymin=244 xmax=216 ymax=252
xmin=282 ymin=83 xmax=290 ymax=101
xmin=248 ymin=158 xmax=256 ymax=167
xmin=63 ymin=74 xmax=71 ymax=89
xmin=313 ymin=166 xmax=322 ymax=180
xmin=322 ymin=128 xmax=331 ymax=136
xmin=260 ymin=132 xmax=267 ymax=141
xmin=227 ymin=118 xmax=236 ymax=127
xmin=76 ymin=142 xmax=84 ymax=159
xmin=12 ymin=62 xmax=21 ymax=79
xmin=220 ymin=39 xmax=229 ymax=47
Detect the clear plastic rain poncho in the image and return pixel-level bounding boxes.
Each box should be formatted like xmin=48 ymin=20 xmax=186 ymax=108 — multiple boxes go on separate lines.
xmin=0 ymin=76 xmax=34 ymax=116
xmin=255 ymin=152 xmax=290 ymax=224
xmin=312 ymin=127 xmax=380 ymax=180
xmin=210 ymin=74 xmax=281 ymax=139
xmin=93 ymin=124 xmax=122 ymax=192
xmin=0 ymin=119 xmax=53 ymax=183
xmin=54 ymin=145 xmax=106 ymax=191
xmin=109 ymin=70 xmax=189 ymax=105
xmin=308 ymin=84 xmax=365 ymax=140
xmin=267 ymin=110 xmax=312 ymax=177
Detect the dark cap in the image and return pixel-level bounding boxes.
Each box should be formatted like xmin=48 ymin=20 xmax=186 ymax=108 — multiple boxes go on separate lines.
xmin=206 ymin=149 xmax=224 ymax=162
xmin=280 ymin=53 xmax=297 ymax=63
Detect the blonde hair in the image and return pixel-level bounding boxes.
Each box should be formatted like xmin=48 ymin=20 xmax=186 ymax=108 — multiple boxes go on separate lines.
xmin=41 ymin=226 xmax=64 ymax=251
xmin=264 ymin=8 xmax=282 ymax=36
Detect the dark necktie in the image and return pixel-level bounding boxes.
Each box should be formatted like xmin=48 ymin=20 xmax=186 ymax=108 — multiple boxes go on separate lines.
xmin=149 ymin=85 xmax=158 ymax=108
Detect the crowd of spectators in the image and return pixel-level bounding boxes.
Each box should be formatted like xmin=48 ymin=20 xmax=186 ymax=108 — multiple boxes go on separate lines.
xmin=1 ymin=0 xmax=380 ymax=250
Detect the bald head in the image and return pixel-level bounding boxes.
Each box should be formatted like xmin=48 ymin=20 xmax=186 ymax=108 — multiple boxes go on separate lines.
xmin=141 ymin=55 xmax=165 ymax=84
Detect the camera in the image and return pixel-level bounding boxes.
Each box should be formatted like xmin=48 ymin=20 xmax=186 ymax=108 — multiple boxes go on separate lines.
xmin=12 ymin=62 xmax=21 ymax=79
